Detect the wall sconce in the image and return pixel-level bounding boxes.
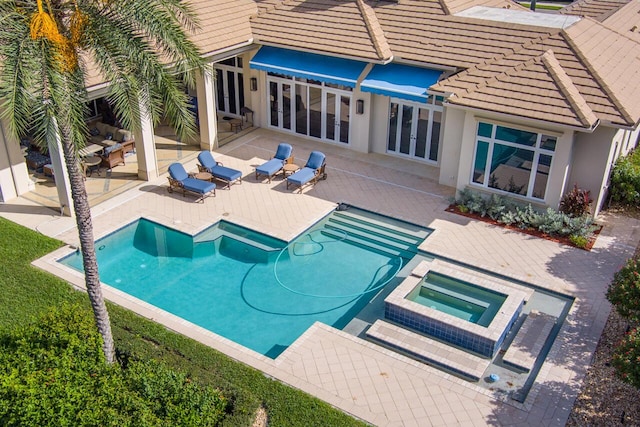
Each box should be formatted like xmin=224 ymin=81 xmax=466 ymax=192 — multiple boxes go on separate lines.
xmin=250 ymin=77 xmax=258 ymax=92
xmin=356 ymin=99 xmax=364 ymax=115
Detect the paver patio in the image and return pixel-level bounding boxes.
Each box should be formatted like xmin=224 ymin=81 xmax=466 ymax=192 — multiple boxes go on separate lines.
xmin=2 ymin=128 xmax=638 ymax=426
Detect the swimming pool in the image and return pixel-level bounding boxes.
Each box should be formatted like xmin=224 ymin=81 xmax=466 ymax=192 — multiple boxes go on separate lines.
xmin=60 ymin=208 xmax=428 ymax=358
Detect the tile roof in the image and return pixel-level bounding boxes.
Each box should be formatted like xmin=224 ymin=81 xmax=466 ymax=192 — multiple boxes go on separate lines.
xmin=432 ymin=18 xmax=640 ymax=128
xmin=371 ymin=4 xmax=554 ymax=69
xmin=432 ymin=49 xmax=599 ymax=128
xmin=190 ymin=0 xmax=256 ymax=56
xmin=251 ymin=0 xmax=392 ymax=62
xmin=81 ymin=0 xmax=640 ymax=130
xmin=560 ymin=0 xmax=629 ymax=21
xmin=601 ymin=0 xmax=640 ymax=42
xmin=441 ymin=0 xmax=527 ymax=14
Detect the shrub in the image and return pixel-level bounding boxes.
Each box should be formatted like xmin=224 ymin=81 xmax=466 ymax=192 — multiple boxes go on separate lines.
xmin=569 ymin=234 xmax=589 ymax=249
xmin=0 ymin=304 xmax=228 ymax=426
xmin=606 ymin=257 xmax=640 ymax=324
xmin=610 ymin=149 xmax=640 ymax=205
xmin=453 ymin=188 xmax=597 ymax=243
xmin=612 ymin=327 xmax=640 ymax=389
xmin=559 ymin=184 xmax=592 ymax=217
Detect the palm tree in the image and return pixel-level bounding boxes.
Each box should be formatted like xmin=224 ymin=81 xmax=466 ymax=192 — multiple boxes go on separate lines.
xmin=0 ymin=0 xmax=204 ymax=363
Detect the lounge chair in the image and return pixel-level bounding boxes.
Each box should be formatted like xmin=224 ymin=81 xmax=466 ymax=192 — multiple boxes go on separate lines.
xmin=255 ymin=143 xmax=293 ymax=183
xmin=286 ymin=151 xmax=327 ymax=193
xmin=197 ymin=151 xmax=242 ymax=190
xmin=167 ymin=163 xmax=216 ymax=203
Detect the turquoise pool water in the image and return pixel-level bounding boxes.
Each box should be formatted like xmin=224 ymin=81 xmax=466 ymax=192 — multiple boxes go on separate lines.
xmin=408 ymin=272 xmax=506 ymax=327
xmin=60 ymin=210 xmax=424 ymax=358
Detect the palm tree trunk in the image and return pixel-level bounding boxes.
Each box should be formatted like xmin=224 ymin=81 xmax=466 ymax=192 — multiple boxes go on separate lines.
xmin=59 ymin=126 xmax=116 ymax=364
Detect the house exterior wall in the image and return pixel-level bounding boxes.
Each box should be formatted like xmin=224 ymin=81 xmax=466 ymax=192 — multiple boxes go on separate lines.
xmin=442 ymin=107 xmax=574 ymax=211
xmin=438 ymin=107 xmax=466 ymax=188
xmin=369 ymin=94 xmax=391 ymax=155
xmin=570 ymin=126 xmax=640 ymax=216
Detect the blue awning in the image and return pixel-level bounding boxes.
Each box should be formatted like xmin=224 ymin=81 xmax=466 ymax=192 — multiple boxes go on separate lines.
xmin=360 ymin=63 xmax=442 ymax=103
xmin=250 ymin=46 xmax=367 ymax=88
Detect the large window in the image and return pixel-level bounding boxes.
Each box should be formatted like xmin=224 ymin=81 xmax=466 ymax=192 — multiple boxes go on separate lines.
xmin=471 ymin=122 xmax=556 ymax=200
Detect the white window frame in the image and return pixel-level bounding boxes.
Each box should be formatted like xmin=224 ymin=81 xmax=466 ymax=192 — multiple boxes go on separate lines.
xmin=470 ymin=121 xmax=556 ymax=201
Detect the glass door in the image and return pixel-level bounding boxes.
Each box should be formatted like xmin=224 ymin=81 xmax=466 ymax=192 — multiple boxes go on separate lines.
xmin=387 ymin=98 xmax=442 ymax=163
xmin=323 ymin=90 xmax=350 ymax=144
xmin=214 ymin=58 xmax=245 ymax=117
xmin=268 ymin=79 xmax=292 ymax=131
xmin=266 ymin=76 xmax=351 ymax=144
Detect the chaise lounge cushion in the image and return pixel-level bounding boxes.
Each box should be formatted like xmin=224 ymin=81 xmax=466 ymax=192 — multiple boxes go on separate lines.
xmin=286 ymin=151 xmax=326 ymax=191
xmin=255 ymin=143 xmax=293 ymax=181
xmin=255 ymin=158 xmax=283 ymax=177
xmin=197 ymin=151 xmax=242 ymax=188
xmin=168 ymin=163 xmax=216 ymax=198
xmin=286 ymin=167 xmax=316 ymax=186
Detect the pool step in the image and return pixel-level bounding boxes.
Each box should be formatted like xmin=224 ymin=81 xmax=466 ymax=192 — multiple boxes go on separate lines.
xmin=332 ymin=210 xmax=431 ymax=243
xmin=326 ymin=217 xmax=424 ymax=248
xmin=502 ymin=310 xmax=557 ymax=372
xmin=366 ymin=320 xmax=491 ymax=382
xmin=323 ymin=211 xmax=427 ymax=260
xmin=323 ymin=223 xmax=418 ymax=257
xmin=320 ymin=229 xmax=414 ymax=260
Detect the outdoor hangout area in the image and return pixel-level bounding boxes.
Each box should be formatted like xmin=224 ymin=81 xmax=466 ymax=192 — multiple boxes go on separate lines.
xmin=3 ymin=128 xmax=638 ymax=426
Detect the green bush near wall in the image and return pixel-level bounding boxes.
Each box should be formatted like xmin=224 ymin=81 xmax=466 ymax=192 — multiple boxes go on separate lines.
xmin=610 ymin=149 xmax=640 ymax=206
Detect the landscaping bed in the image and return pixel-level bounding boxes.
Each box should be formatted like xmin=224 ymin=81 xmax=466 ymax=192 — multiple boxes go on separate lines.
xmin=446 ymin=204 xmax=602 ymax=250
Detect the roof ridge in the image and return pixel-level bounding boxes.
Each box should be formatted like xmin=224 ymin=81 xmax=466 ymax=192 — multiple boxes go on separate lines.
xmin=539 ymin=50 xmax=597 ymax=128
xmin=471 ymin=32 xmax=556 ymax=71
xmin=452 ymin=49 xmax=597 ymax=128
xmin=439 ymin=0 xmax=452 ymax=16
xmin=561 ymin=27 xmax=635 ymax=125
xmin=357 ymin=0 xmax=392 ymax=61
xmin=254 ymin=0 xmax=287 ymax=16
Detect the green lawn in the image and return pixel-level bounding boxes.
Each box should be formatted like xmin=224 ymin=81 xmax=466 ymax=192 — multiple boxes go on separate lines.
xmin=0 ymin=217 xmax=368 ymax=427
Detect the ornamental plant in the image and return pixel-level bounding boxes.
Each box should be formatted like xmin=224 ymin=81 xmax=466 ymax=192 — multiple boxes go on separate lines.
xmin=612 ymin=327 xmax=640 ymax=388
xmin=606 ymin=257 xmax=640 ymax=324
xmin=452 ymin=188 xmax=596 ymax=242
xmin=559 ymin=184 xmax=592 ymax=217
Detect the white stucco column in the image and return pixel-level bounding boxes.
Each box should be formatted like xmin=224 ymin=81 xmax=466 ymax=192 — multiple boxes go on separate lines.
xmin=0 ymin=121 xmax=33 ymax=201
xmin=134 ymin=101 xmax=158 ymax=180
xmin=196 ymin=65 xmax=218 ymax=151
xmin=349 ymin=90 xmax=372 ymax=153
xmin=47 ymin=125 xmax=74 ymax=216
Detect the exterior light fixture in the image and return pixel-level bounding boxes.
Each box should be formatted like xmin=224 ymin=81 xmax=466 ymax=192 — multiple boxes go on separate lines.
xmin=250 ymin=77 xmax=258 ymax=91
xmin=356 ymin=99 xmax=364 ymax=115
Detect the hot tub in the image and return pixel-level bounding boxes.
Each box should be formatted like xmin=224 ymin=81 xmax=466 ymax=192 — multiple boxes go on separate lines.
xmin=385 ymin=260 xmax=529 ymax=357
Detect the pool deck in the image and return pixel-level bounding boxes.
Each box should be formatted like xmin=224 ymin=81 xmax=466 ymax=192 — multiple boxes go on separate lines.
xmin=3 ymin=128 xmax=639 ymax=426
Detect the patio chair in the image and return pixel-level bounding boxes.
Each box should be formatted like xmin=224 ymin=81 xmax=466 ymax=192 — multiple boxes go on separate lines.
xmin=286 ymin=151 xmax=327 ymax=193
xmin=167 ymin=163 xmax=216 ymax=203
xmin=197 ymin=151 xmax=242 ymax=190
xmin=255 ymin=143 xmax=293 ymax=183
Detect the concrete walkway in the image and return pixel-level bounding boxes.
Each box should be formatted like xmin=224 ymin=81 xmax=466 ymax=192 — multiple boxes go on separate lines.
xmin=3 ymin=128 xmax=639 ymax=426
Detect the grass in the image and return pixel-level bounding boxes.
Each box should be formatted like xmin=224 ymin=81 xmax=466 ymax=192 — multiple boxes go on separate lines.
xmin=0 ymin=217 xmax=368 ymax=427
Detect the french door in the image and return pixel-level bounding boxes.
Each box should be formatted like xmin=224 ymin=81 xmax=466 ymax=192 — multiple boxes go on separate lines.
xmin=387 ymin=98 xmax=442 ymax=162
xmin=215 ymin=57 xmax=244 ymax=117
xmin=267 ymin=75 xmax=351 ymax=144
